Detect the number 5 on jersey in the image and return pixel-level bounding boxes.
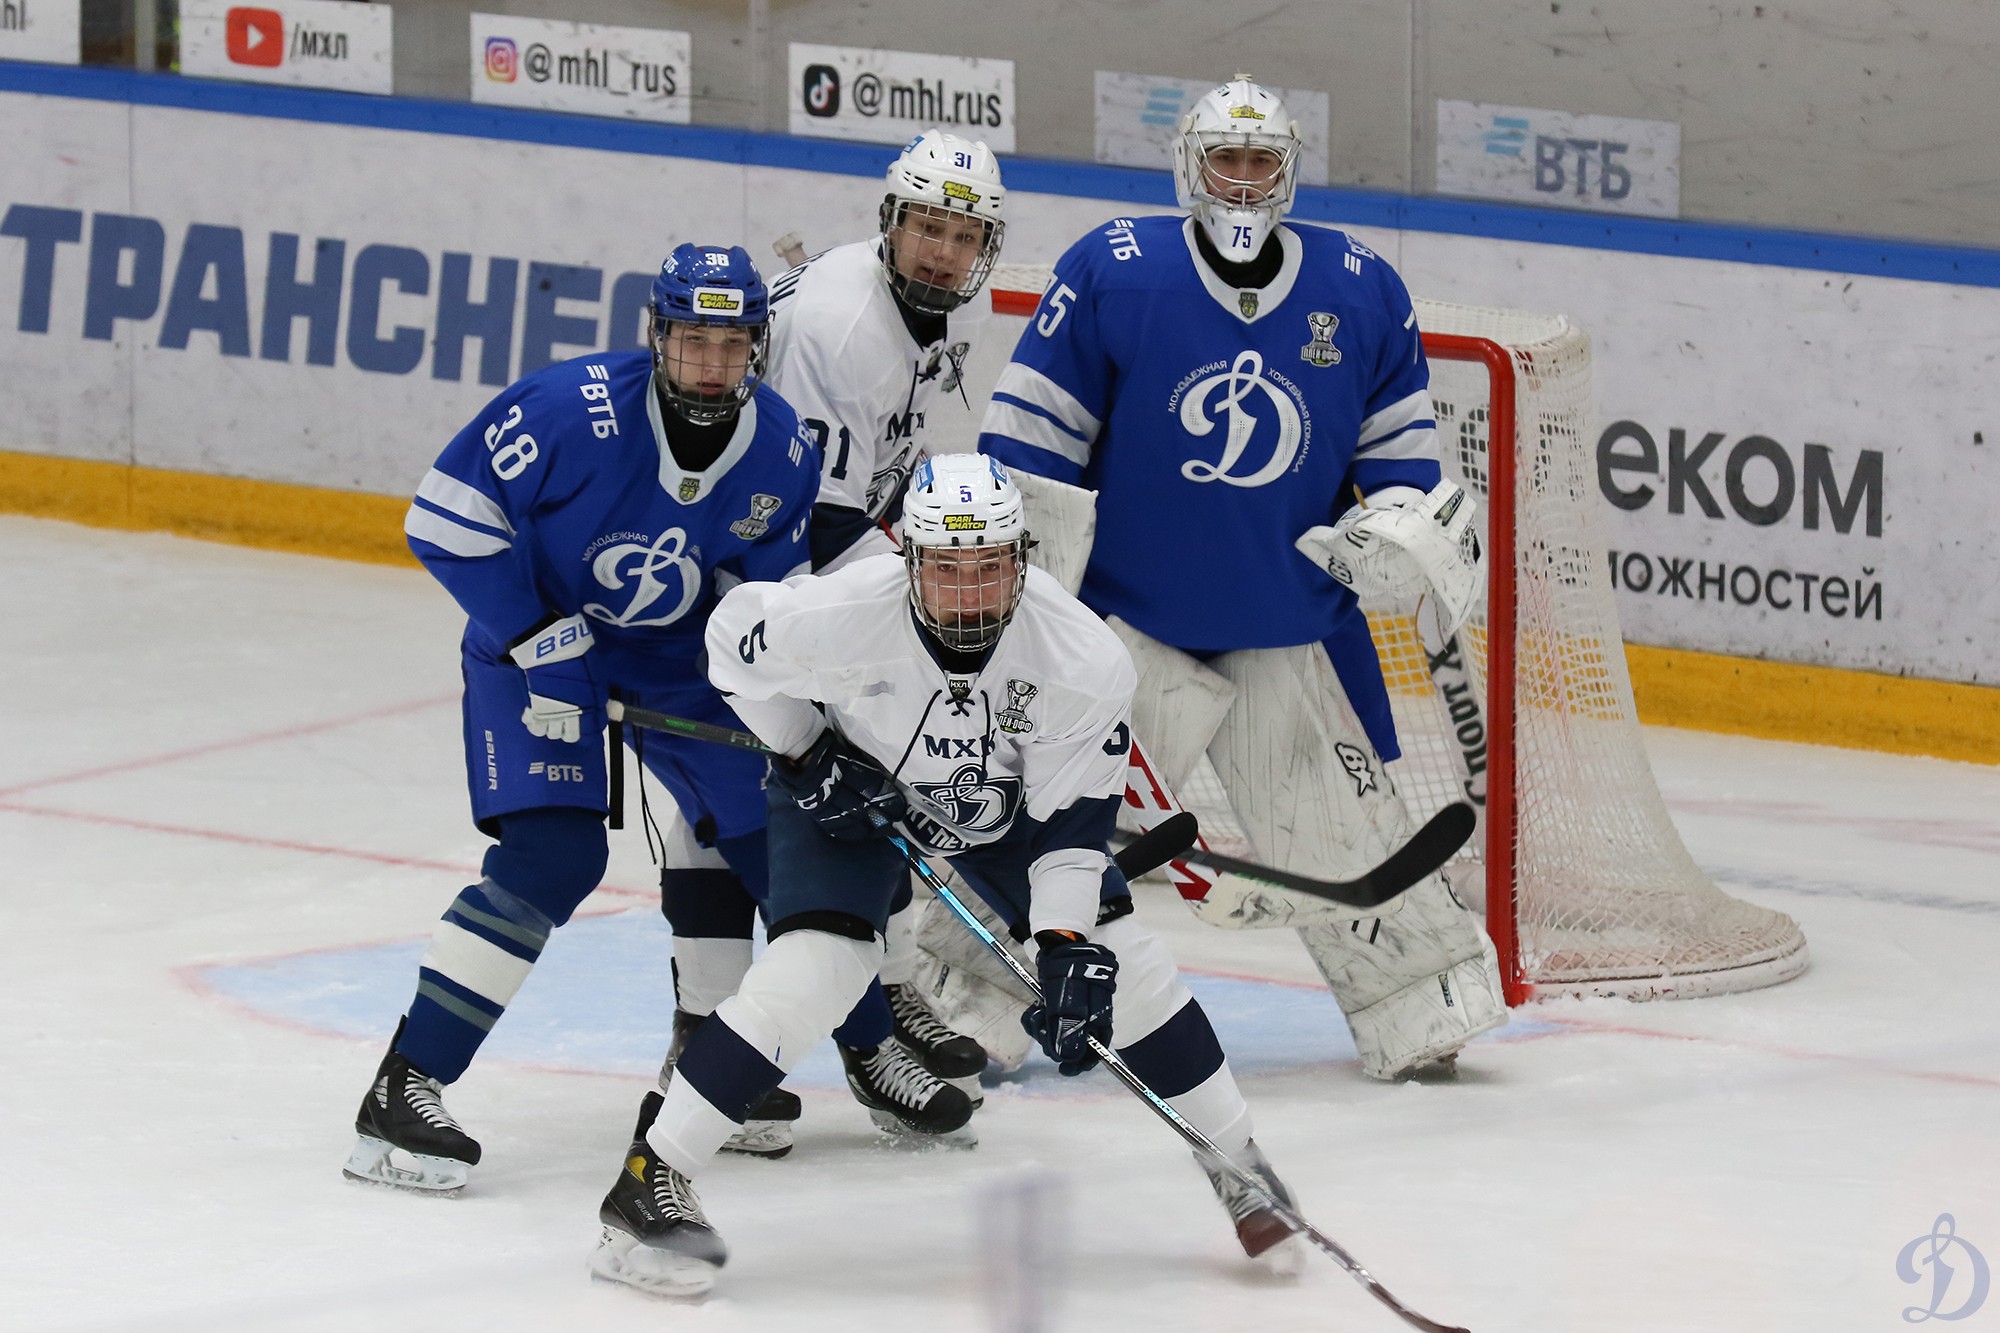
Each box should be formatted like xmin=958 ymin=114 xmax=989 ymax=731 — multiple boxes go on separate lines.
xmin=1037 ymin=283 xmax=1077 ymax=337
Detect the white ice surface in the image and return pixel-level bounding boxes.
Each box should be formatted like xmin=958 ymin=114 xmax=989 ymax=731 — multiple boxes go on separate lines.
xmin=3 ymin=515 xmax=1997 ymax=1333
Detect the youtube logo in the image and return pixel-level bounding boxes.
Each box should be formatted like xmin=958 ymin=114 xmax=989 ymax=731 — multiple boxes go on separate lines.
xmin=226 ymin=7 xmax=284 ymax=67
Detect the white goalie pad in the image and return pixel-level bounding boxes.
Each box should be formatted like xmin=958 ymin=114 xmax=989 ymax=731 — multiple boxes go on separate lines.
xmin=1204 ymin=643 xmax=1421 ymax=921
xmin=1297 ymin=876 xmax=1507 ymax=1080
xmin=907 ymin=874 xmax=1036 ymax=1073
xmin=1108 ymin=617 xmax=1235 ymax=795
xmin=1201 ymin=642 xmax=1505 ymax=1074
xmin=1012 ymin=468 xmax=1097 ymax=597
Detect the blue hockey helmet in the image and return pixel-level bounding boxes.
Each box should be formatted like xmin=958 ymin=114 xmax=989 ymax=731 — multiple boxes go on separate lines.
xmin=648 ymin=243 xmax=770 ymax=423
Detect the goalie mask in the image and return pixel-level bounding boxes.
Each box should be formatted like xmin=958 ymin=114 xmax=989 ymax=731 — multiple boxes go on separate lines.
xmin=1173 ymin=74 xmax=1302 ymax=263
xmin=879 ymin=130 xmax=1007 ymax=315
xmin=648 ymin=243 xmax=770 ymax=424
xmin=902 ymin=453 xmax=1030 ymax=653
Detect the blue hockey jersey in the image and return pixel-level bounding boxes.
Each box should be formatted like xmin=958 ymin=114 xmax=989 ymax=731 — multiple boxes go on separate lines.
xmin=979 ymin=215 xmax=1442 ymax=654
xmin=403 ymin=350 xmax=819 ymax=683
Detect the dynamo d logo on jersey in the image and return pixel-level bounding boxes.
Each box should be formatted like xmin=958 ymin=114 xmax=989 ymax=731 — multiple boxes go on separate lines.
xmin=581 ymin=529 xmax=703 ymax=628
xmin=1171 ymin=349 xmax=1310 ymax=488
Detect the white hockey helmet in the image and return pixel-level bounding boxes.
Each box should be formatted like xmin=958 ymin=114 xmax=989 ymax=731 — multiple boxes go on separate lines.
xmin=1173 ymin=74 xmax=1302 ymax=263
xmin=901 ymin=452 xmax=1029 ymax=652
xmin=879 ymin=129 xmax=1007 ymax=314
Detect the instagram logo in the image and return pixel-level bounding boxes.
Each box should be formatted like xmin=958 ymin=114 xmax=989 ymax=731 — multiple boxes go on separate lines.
xmin=484 ymin=37 xmax=518 ymax=82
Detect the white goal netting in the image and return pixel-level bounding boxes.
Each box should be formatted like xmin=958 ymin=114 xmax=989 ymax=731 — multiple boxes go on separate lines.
xmin=979 ymin=269 xmax=1809 ymax=1003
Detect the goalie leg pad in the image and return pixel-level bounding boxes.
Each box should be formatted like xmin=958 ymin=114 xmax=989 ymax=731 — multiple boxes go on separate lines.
xmin=1297 ymin=873 xmax=1506 ymax=1080
xmin=907 ymin=875 xmax=1036 ymax=1073
xmin=1013 ymin=469 xmax=1097 ymax=596
xmin=1109 ymin=617 xmax=1236 ymax=796
xmin=1195 ymin=643 xmax=1417 ymax=929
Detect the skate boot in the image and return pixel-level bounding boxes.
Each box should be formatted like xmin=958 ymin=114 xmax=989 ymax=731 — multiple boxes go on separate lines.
xmin=343 ymin=1018 xmax=481 ymax=1193
xmin=885 ymin=980 xmax=989 ymax=1106
xmin=659 ymin=1007 xmax=801 ymax=1159
xmin=589 ymin=1092 xmax=728 ymax=1298
xmin=1198 ymin=1139 xmax=1304 ymax=1275
xmin=839 ymin=1040 xmax=976 ymax=1144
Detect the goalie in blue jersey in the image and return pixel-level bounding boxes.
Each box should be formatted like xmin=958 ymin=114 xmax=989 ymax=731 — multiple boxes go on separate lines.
xmin=970 ymin=75 xmax=1508 ymax=1081
xmin=341 ymin=245 xmax=832 ymax=1194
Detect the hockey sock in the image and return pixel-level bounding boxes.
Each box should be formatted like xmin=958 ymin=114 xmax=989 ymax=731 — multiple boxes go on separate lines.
xmin=648 ymin=929 xmax=882 ymax=1176
xmin=880 ymin=895 xmax=920 ymax=985
xmin=399 ymin=877 xmax=554 ymax=1082
xmin=1119 ymin=999 xmax=1252 ymax=1155
xmin=662 ymin=867 xmax=758 ymax=1015
xmin=830 ymin=976 xmax=893 ymax=1049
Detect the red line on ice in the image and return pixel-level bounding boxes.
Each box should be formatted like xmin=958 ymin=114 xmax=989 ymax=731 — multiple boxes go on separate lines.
xmin=0 ymin=799 xmax=652 ymax=902
xmin=0 ymin=692 xmax=459 ymax=798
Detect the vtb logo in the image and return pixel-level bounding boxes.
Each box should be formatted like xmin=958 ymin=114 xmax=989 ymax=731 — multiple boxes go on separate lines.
xmin=225 ymin=7 xmax=285 ymax=67
xmin=484 ymin=37 xmax=519 ymax=82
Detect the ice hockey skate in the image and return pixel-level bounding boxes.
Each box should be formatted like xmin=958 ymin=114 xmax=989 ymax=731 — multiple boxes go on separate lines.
xmin=885 ymin=980 xmax=988 ymax=1106
xmin=839 ymin=1039 xmax=976 ymax=1144
xmin=1199 ymin=1140 xmax=1305 ymax=1276
xmin=660 ymin=1007 xmax=802 ymax=1158
xmin=589 ymin=1092 xmax=727 ymax=1298
xmin=343 ymin=1020 xmax=481 ymax=1194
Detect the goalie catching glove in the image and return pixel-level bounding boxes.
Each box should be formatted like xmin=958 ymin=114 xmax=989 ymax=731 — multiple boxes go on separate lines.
xmin=1022 ymin=931 xmax=1117 ymax=1076
xmin=768 ymin=728 xmax=909 ymax=842
xmin=1294 ymin=479 xmax=1484 ymax=637
xmin=508 ymin=613 xmax=597 ymax=743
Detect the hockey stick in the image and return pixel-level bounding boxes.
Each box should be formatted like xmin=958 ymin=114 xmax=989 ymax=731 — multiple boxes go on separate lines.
xmin=604 ymin=701 xmax=1195 ymax=882
xmin=608 ymin=700 xmax=1467 ymax=1326
xmin=870 ymin=809 xmax=1471 ymax=1333
xmin=1111 ymin=803 xmax=1475 ymax=910
xmin=605 ymin=702 xmax=1458 ymax=905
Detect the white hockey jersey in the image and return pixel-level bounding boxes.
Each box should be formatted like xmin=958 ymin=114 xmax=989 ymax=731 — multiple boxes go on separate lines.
xmin=707 ymin=555 xmax=1136 ymax=937
xmin=766 ymin=242 xmax=986 ymax=572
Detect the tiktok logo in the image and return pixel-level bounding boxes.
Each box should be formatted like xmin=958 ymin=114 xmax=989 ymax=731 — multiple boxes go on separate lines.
xmin=1896 ymin=1214 xmax=1990 ymax=1323
xmin=582 ymin=529 xmax=702 ymax=627
xmin=1177 ymin=350 xmax=1305 ymax=488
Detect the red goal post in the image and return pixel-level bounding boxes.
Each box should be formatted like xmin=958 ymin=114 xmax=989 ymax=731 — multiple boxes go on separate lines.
xmin=980 ymin=265 xmax=1809 ymax=1005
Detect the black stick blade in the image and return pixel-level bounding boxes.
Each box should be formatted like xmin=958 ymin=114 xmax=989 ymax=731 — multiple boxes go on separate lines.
xmin=1111 ymin=811 xmax=1200 ymax=880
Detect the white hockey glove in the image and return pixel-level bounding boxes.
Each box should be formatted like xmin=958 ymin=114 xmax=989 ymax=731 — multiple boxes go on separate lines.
xmin=508 ymin=613 xmax=597 ymax=743
xmin=1294 ymin=480 xmax=1485 ymax=638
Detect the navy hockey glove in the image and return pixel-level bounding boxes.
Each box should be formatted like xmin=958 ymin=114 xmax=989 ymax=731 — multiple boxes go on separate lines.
xmin=508 ymin=614 xmax=597 ymax=744
xmin=1022 ymin=932 xmax=1118 ymax=1076
xmin=768 ymin=729 xmax=909 ymax=842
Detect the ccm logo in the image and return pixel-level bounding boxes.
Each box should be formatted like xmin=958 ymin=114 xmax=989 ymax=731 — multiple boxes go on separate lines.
xmin=1081 ymin=963 xmax=1115 ymax=982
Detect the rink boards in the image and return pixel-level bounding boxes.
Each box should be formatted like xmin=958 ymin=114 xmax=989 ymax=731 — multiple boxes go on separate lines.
xmin=5 ymin=61 xmax=2000 ymax=701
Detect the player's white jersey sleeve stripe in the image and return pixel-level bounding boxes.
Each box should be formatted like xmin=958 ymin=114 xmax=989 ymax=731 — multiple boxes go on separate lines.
xmin=990 ymin=364 xmax=1101 ymax=442
xmin=416 ymin=467 xmax=514 ymax=535
xmin=983 ymin=400 xmax=1093 ymax=468
xmin=405 ymin=503 xmax=512 ymax=558
xmin=1356 ymin=389 xmax=1439 ymax=457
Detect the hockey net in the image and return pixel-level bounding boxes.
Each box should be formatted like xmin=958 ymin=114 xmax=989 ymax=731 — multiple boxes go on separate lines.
xmin=981 ymin=265 xmax=1809 ymax=1004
